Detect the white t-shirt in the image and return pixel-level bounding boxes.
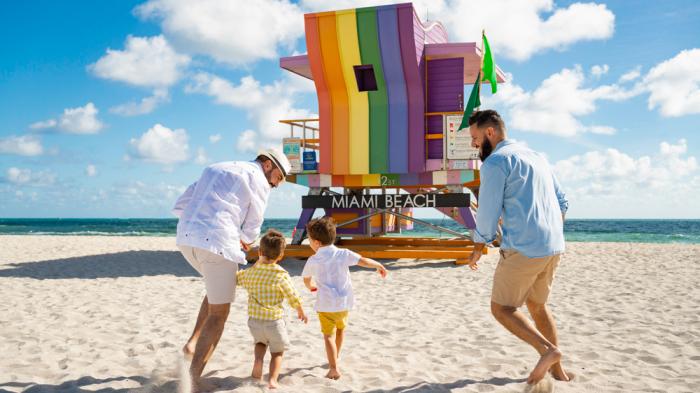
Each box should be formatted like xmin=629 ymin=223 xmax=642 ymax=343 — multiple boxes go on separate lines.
xmin=301 ymin=245 xmax=361 ymax=312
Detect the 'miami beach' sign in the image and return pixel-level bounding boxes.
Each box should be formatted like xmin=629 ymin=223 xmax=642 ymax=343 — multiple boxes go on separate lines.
xmin=302 ymin=193 xmax=469 ymax=209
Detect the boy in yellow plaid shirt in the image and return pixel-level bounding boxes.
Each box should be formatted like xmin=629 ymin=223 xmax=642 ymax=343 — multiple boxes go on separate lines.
xmin=236 ymin=230 xmax=308 ymax=389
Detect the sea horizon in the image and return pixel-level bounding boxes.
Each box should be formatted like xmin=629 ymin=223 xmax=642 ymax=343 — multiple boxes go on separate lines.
xmin=2 ymin=217 xmax=699 ymax=244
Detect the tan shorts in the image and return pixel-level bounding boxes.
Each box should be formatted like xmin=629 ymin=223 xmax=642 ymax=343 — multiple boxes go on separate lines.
xmin=491 ymin=249 xmax=561 ymax=307
xmin=178 ymin=245 xmax=238 ymax=305
xmin=248 ymin=318 xmax=290 ymax=353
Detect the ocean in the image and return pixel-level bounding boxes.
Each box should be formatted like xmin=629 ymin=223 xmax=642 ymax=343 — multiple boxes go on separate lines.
xmin=1 ymin=218 xmax=699 ymax=244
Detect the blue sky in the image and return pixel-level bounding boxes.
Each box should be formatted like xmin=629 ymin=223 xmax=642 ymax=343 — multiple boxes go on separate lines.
xmin=1 ymin=0 xmax=699 ymax=219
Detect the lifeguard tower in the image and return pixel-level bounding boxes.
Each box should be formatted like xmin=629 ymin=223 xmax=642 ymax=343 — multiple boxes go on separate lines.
xmin=258 ymin=3 xmax=505 ymax=263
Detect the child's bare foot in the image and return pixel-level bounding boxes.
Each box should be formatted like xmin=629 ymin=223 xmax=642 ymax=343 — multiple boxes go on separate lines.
xmin=251 ymin=360 xmax=264 ymax=380
xmin=549 ymin=362 xmax=572 ymax=381
xmin=268 ymin=378 xmax=279 ymax=389
xmin=528 ymin=347 xmax=562 ymax=384
xmin=325 ymin=368 xmax=341 ymax=380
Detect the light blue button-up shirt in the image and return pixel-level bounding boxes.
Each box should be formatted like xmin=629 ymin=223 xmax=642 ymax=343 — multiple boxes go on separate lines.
xmin=473 ymin=140 xmax=569 ymax=258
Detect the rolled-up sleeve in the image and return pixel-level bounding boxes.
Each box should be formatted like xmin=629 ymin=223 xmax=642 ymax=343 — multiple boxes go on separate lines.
xmin=473 ymin=162 xmax=506 ymax=244
xmin=552 ymin=172 xmax=569 ymax=214
xmin=172 ymin=182 xmax=197 ymax=218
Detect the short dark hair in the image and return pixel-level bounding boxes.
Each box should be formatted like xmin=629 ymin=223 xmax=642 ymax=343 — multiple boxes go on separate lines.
xmin=306 ymin=216 xmax=336 ymax=246
xmin=468 ymin=109 xmax=506 ymax=133
xmin=259 ymin=229 xmax=286 ymax=260
xmin=256 ymin=155 xmax=271 ymax=164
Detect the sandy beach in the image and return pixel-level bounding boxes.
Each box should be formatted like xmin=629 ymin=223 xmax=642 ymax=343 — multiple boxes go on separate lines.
xmin=0 ymin=235 xmax=698 ymax=392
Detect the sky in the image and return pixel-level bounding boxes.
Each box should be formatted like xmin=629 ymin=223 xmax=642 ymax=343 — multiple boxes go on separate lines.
xmin=1 ymin=0 xmax=699 ymax=219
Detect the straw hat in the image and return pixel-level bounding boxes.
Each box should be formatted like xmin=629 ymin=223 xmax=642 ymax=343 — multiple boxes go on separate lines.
xmin=258 ymin=148 xmax=291 ymax=179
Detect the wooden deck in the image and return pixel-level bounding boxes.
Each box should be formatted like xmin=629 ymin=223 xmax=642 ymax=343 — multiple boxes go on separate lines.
xmin=246 ymin=237 xmax=486 ymax=265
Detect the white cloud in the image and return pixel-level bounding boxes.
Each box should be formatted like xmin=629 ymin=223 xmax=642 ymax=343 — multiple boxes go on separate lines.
xmin=86 ymin=164 xmax=97 ymax=177
xmin=5 ymin=167 xmax=56 ymax=186
xmin=553 ymin=140 xmax=700 ymax=217
xmin=186 ymin=72 xmax=315 ymax=152
xmin=486 ymin=67 xmax=640 ymax=137
xmin=641 ymin=48 xmax=700 ymax=117
xmin=301 ymin=1 xmax=614 ymax=61
xmin=195 ymin=147 xmax=209 ymax=165
xmin=660 ymin=139 xmax=688 ymax=156
xmin=590 ymin=64 xmax=609 ymax=78
xmin=555 ymin=139 xmax=697 ymax=193
xmin=209 ymin=133 xmax=222 ymax=144
xmin=135 ymin=0 xmax=304 ymax=66
xmin=619 ymin=66 xmax=641 ymax=83
xmin=0 ymin=135 xmax=44 ymax=156
xmin=236 ymin=130 xmax=258 ymax=153
xmin=110 ymin=181 xmax=187 ymax=208
xmin=58 ymin=102 xmax=104 ymax=134
xmin=110 ymin=88 xmax=170 ymax=116
xmin=29 ymin=119 xmax=57 ymax=130
xmin=29 ymin=103 xmax=104 ymax=134
xmin=129 ymin=123 xmax=190 ymax=164
xmin=89 ymin=35 xmax=190 ymax=88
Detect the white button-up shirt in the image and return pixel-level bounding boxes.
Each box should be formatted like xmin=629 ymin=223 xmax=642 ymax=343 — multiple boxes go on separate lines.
xmin=301 ymin=245 xmax=361 ymax=312
xmin=172 ymin=161 xmax=270 ymax=264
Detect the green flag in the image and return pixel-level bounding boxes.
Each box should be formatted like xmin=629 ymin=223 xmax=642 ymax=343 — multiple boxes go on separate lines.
xmin=482 ymin=33 xmax=497 ymax=94
xmin=458 ymin=71 xmax=481 ymax=131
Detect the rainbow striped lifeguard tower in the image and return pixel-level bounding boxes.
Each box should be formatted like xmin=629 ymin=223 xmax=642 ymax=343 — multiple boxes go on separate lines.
xmin=274 ymin=3 xmax=505 ymax=263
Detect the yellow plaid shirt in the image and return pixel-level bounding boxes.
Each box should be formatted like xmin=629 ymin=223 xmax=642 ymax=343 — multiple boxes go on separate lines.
xmin=237 ymin=262 xmax=302 ymax=320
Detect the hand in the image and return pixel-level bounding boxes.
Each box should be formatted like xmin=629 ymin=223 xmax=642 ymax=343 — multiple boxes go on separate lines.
xmin=467 ymin=249 xmax=483 ymax=271
xmin=377 ymin=265 xmax=388 ymax=279
xmin=298 ymin=310 xmax=308 ymax=324
xmin=240 ymin=240 xmax=251 ymax=252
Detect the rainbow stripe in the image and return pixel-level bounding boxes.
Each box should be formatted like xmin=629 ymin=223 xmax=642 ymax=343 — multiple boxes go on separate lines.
xmin=305 ymin=4 xmax=426 ymax=175
xmin=287 ymin=168 xmax=479 ymax=188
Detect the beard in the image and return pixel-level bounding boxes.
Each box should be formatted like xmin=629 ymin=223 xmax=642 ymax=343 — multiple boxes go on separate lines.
xmin=479 ymin=138 xmax=494 ymax=162
xmin=263 ymin=165 xmax=276 ymax=188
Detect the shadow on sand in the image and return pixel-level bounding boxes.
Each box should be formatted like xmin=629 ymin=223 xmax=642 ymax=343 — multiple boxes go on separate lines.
xmin=0 ymin=251 xmax=197 ymax=280
xmin=0 ymin=374 xmax=524 ymax=393
xmin=0 ymin=251 xmax=460 ymax=280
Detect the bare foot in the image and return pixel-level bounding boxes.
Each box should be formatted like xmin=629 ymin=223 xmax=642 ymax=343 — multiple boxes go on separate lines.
xmin=325 ymin=368 xmax=341 ymax=380
xmin=182 ymin=343 xmax=195 ymax=361
xmin=268 ymin=378 xmax=279 ymax=389
xmin=528 ymin=347 xmax=562 ymax=384
xmin=549 ymin=362 xmax=571 ymax=381
xmin=251 ymin=361 xmax=263 ymax=380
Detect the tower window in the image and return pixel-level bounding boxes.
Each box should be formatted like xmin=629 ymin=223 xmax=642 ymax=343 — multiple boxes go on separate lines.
xmin=353 ymin=65 xmax=377 ymax=92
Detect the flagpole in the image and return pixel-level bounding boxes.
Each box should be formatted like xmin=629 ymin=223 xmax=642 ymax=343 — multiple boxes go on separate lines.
xmin=478 ymin=29 xmax=485 ymax=110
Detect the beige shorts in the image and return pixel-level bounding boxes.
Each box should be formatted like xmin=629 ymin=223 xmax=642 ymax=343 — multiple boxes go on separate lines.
xmin=248 ymin=318 xmax=290 ymax=353
xmin=491 ymin=249 xmax=561 ymax=308
xmin=178 ymin=245 xmax=238 ymax=305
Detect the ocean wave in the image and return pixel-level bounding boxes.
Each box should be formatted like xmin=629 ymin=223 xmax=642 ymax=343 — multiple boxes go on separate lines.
xmin=19 ymin=231 xmax=175 ymax=237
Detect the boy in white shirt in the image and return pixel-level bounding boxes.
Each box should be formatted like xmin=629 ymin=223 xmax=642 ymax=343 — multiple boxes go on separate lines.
xmin=301 ymin=217 xmax=387 ymax=380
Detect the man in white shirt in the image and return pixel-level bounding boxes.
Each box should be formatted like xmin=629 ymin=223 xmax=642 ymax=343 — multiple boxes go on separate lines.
xmin=172 ymin=148 xmax=291 ymax=389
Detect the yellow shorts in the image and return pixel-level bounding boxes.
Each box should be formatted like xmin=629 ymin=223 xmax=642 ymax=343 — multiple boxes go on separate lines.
xmin=318 ymin=311 xmax=349 ymax=336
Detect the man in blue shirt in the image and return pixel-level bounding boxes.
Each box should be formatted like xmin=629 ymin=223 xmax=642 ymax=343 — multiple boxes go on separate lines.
xmin=466 ymin=110 xmax=571 ymax=385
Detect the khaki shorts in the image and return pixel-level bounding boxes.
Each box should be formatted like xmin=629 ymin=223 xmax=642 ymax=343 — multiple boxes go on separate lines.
xmin=318 ymin=311 xmax=349 ymax=336
xmin=248 ymin=318 xmax=290 ymax=353
xmin=491 ymin=249 xmax=561 ymax=308
xmin=178 ymin=245 xmax=238 ymax=305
